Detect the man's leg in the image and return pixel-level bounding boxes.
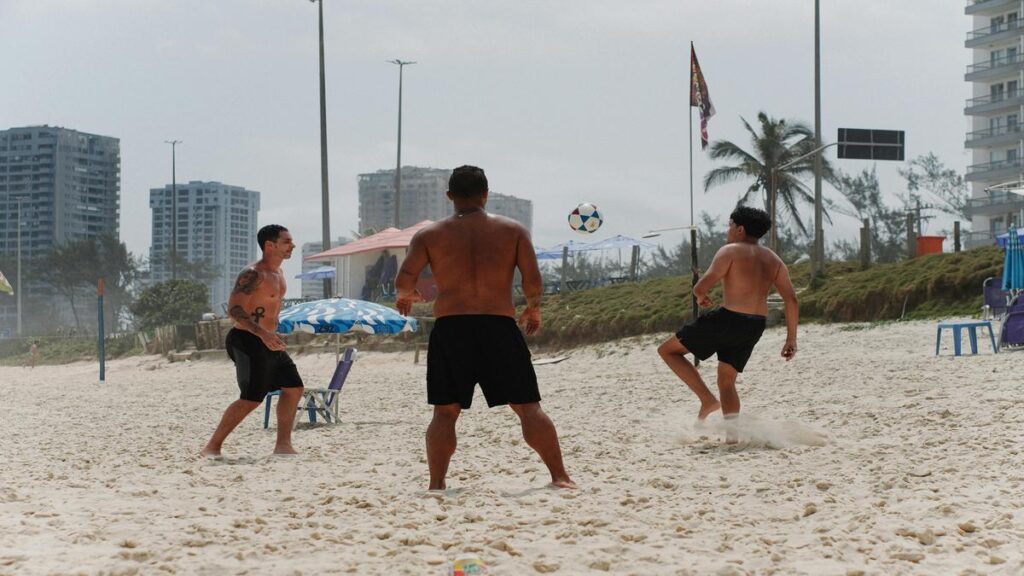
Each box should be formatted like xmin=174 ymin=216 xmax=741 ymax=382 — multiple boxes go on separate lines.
xmin=716 ymin=362 xmax=740 ymax=444
xmin=201 ymin=399 xmax=261 ymax=457
xmin=657 ymin=337 xmax=720 ymax=420
xmin=509 ymin=402 xmax=576 ymax=489
xmin=274 ymin=387 xmax=304 ymax=454
xmin=426 ymin=403 xmax=461 ymax=490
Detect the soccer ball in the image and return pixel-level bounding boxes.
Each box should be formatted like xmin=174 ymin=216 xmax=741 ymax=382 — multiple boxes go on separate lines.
xmin=568 ymin=202 xmax=603 ymax=234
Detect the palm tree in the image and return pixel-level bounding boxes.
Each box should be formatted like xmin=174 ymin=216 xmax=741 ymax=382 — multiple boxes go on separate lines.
xmin=703 ymin=112 xmax=835 ymax=250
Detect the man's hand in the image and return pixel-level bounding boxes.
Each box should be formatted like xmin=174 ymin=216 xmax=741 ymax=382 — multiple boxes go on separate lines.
xmin=518 ymin=305 xmax=541 ymax=336
xmin=781 ymin=340 xmax=797 ymax=361
xmin=395 ymin=290 xmax=423 ymax=316
xmin=697 ymin=293 xmax=714 ymax=308
xmin=261 ymin=330 xmax=287 ymax=352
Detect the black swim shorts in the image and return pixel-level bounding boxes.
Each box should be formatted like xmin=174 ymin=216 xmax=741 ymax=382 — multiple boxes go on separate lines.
xmin=675 ymin=307 xmax=767 ymax=372
xmin=427 ymin=315 xmax=541 ymax=409
xmin=225 ymin=328 xmax=304 ymax=402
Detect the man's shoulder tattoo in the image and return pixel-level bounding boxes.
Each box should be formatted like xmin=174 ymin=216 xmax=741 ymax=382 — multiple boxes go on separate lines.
xmin=233 ymin=268 xmax=261 ymax=295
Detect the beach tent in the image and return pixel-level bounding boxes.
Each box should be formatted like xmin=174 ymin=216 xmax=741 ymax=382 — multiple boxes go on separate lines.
xmin=995 ymin=228 xmax=1024 ymax=249
xmin=535 ymin=235 xmax=656 ymax=260
xmin=305 ymin=221 xmax=433 ymax=299
xmin=295 ymin=265 xmax=336 ymax=280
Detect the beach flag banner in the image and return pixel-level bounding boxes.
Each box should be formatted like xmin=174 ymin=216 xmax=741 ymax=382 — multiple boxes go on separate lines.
xmin=690 ymin=43 xmax=715 ymax=150
xmin=0 ymin=269 xmax=12 ymax=295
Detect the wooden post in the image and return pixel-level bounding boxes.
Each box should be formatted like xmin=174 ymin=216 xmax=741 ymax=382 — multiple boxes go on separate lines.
xmin=906 ymin=213 xmax=916 ymax=259
xmin=859 ymin=218 xmax=871 ymax=270
xmin=954 ymin=221 xmax=961 ymax=253
xmin=629 ymin=245 xmax=639 ymax=281
xmin=560 ymin=245 xmax=569 ymax=293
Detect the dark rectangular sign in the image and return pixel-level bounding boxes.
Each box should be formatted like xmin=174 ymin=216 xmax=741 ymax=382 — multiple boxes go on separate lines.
xmin=837 ymin=128 xmax=905 ymax=161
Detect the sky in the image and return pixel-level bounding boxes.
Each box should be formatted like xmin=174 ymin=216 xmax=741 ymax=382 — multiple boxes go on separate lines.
xmin=0 ymin=0 xmax=971 ymax=294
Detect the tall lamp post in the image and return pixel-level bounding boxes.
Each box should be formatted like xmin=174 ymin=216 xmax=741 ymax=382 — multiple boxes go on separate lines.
xmin=15 ymin=198 xmax=22 ymax=336
xmin=164 ymin=140 xmax=181 ymax=280
xmin=311 ymin=0 xmax=333 ymax=298
xmin=812 ymin=0 xmax=824 ymax=280
xmin=388 ymin=59 xmax=416 ymax=229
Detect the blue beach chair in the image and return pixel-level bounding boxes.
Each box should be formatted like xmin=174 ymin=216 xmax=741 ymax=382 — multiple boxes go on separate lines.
xmin=263 ymin=348 xmax=357 ymax=429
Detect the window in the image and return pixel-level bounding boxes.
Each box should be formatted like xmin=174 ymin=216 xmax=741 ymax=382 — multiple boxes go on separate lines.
xmin=1008 ymin=148 xmax=1019 ymax=162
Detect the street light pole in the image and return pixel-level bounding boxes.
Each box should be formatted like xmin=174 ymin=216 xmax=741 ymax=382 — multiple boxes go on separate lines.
xmin=313 ymin=0 xmax=332 ymax=298
xmin=388 ymin=59 xmax=416 ymax=229
xmin=16 ymin=198 xmax=22 ymax=336
xmin=812 ymin=0 xmax=824 ymax=279
xmin=164 ymin=140 xmax=181 ymax=280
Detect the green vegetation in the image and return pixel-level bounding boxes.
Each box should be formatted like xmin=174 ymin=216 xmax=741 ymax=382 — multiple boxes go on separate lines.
xmin=0 ymin=334 xmax=143 ymax=367
xmin=131 ymin=280 xmax=211 ymax=332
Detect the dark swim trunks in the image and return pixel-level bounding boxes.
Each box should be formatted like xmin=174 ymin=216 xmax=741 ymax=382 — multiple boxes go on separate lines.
xmin=225 ymin=328 xmax=304 ymax=402
xmin=675 ymin=307 xmax=767 ymax=372
xmin=427 ymin=315 xmax=541 ymax=409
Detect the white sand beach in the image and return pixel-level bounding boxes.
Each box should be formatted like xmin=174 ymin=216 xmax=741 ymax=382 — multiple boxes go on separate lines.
xmin=1 ymin=319 xmax=1022 ymax=575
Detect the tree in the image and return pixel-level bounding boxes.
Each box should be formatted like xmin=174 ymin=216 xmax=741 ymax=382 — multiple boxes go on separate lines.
xmin=899 ymin=153 xmax=970 ymax=222
xmin=703 ymin=112 xmax=837 ymax=241
xmin=146 ymin=252 xmax=219 ymax=284
xmin=130 ymin=279 xmax=209 ymax=332
xmin=833 ymin=166 xmax=910 ymax=263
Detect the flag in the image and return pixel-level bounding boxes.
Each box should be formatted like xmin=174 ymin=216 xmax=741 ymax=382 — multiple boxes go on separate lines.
xmin=690 ymin=43 xmax=715 ymax=150
xmin=0 ymin=269 xmax=12 ymax=296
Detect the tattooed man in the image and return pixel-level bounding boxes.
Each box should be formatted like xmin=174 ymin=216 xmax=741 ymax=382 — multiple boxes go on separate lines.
xmin=202 ymin=225 xmax=304 ymax=457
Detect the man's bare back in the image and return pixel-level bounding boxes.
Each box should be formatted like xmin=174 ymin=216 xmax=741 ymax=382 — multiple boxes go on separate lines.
xmin=709 ymin=242 xmax=785 ymax=317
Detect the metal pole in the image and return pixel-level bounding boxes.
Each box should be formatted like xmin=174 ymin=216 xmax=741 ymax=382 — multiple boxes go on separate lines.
xmin=688 ymin=92 xmax=700 ymax=368
xmin=316 ymin=0 xmax=332 ymax=298
xmin=16 ymin=199 xmax=22 ymax=336
xmin=97 ymin=278 xmax=105 ymax=382
xmin=560 ymin=245 xmax=568 ymax=293
xmin=770 ymin=169 xmax=777 ymax=252
xmin=389 ymin=59 xmax=416 ymax=229
xmin=165 ymin=140 xmax=181 ymax=280
xmin=812 ymin=0 xmax=823 ymax=279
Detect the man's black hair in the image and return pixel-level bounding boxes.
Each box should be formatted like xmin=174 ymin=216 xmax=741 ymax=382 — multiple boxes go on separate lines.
xmin=257 ymin=224 xmax=288 ymax=252
xmin=448 ymin=165 xmax=488 ymax=198
xmin=730 ymin=206 xmax=771 ymax=239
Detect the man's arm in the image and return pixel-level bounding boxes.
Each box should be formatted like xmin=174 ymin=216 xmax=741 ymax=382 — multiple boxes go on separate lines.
xmin=395 ymin=231 xmax=428 ymax=316
xmin=227 ymin=267 xmax=285 ymax=351
xmin=692 ymin=246 xmax=732 ymax=308
xmin=773 ymin=262 xmax=799 ymax=360
xmin=515 ymin=227 xmax=543 ymax=336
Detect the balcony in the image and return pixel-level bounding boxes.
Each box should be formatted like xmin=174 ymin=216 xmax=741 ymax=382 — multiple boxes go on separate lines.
xmin=965 ymin=123 xmax=1023 ymax=147
xmin=966 ymin=20 xmax=1024 ymax=48
xmin=967 ymin=0 xmax=1020 ymax=16
xmin=965 ymin=157 xmax=1024 ymax=181
xmin=965 ymin=52 xmax=1024 ymax=81
xmin=966 ymin=190 xmax=1024 ymax=216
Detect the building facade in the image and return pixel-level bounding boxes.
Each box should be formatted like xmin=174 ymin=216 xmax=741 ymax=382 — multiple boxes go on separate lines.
xmin=149 ymin=181 xmax=260 ymax=313
xmin=0 ymin=125 xmax=121 ymax=334
xmin=300 ymin=237 xmax=351 ymax=300
xmin=965 ymin=0 xmax=1024 ymax=247
xmin=357 ymin=167 xmax=533 ymax=234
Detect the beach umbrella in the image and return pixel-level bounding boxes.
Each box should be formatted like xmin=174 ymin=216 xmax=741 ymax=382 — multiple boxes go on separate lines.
xmin=1003 ymin=226 xmax=1024 ymax=291
xmin=294 ymin=265 xmax=336 ymax=280
xmin=277 ymin=297 xmax=417 ymax=335
xmin=995 ymin=228 xmax=1024 ymax=249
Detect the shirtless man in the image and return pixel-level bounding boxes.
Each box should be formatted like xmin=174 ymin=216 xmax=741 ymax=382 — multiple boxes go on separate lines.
xmin=201 ymin=225 xmax=304 ymax=457
xmin=395 ymin=165 xmax=575 ymax=490
xmin=657 ymin=206 xmax=799 ymax=434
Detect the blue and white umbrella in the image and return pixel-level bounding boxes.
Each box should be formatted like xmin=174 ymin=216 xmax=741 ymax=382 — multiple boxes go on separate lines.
xmin=295 ymin=266 xmax=336 ymax=280
xmin=1003 ymin=226 xmax=1024 ymax=291
xmin=277 ymin=297 xmax=417 ymax=335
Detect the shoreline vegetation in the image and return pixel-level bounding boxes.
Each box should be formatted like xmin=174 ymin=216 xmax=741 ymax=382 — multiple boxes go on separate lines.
xmin=0 ymin=246 xmax=1003 ymax=365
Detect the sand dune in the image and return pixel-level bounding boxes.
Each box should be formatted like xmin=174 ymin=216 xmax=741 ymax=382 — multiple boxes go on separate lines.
xmin=1 ymin=319 xmax=1021 ymax=574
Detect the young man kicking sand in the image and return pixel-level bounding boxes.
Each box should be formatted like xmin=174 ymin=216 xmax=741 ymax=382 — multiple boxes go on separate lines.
xmin=658 ymin=207 xmax=799 ymax=437
xmin=396 ymin=165 xmax=576 ymax=490
xmin=201 ymin=225 xmax=304 ymax=457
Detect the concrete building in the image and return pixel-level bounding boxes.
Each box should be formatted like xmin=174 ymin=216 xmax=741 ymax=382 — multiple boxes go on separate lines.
xmin=149 ymin=181 xmax=260 ymax=313
xmin=357 ymin=167 xmax=533 ymax=234
xmin=300 ymin=237 xmax=351 ymax=300
xmin=0 ymin=125 xmax=121 ymax=334
xmin=965 ymin=0 xmax=1024 ymax=247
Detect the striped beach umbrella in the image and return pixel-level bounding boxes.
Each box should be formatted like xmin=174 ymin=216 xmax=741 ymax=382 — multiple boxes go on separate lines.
xmin=277 ymin=297 xmax=417 ymax=335
xmin=1003 ymin=226 xmax=1024 ymax=291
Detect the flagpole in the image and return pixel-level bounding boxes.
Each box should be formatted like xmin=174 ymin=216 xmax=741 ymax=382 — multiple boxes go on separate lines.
xmin=689 ymin=42 xmax=700 ymax=368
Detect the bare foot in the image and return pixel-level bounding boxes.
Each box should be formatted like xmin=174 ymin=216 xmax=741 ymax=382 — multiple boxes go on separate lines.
xmin=698 ymin=400 xmax=721 ymax=421
xmin=200 ymin=446 xmax=222 ymax=459
xmin=550 ymin=478 xmax=578 ymax=489
xmin=273 ymin=444 xmax=298 ymax=456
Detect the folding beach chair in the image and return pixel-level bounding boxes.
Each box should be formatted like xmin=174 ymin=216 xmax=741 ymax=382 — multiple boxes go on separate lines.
xmin=981 ymin=277 xmax=1010 ymax=320
xmin=263 ymin=348 xmax=357 ymax=429
xmin=1000 ymin=294 xmax=1024 ymax=350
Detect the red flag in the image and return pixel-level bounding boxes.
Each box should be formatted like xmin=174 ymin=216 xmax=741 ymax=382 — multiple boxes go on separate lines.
xmin=690 ymin=43 xmax=716 ymax=150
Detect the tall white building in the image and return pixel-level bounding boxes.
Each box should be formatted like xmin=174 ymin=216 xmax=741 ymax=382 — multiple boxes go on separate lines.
xmin=149 ymin=181 xmax=260 ymax=312
xmin=357 ymin=167 xmax=533 ymax=234
xmin=965 ymin=0 xmax=1024 ymax=247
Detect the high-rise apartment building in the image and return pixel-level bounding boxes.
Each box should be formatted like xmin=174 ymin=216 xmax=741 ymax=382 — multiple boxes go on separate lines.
xmin=965 ymin=1 xmax=1024 ymax=247
xmin=0 ymin=125 xmax=121 ymax=334
xmin=357 ymin=167 xmax=532 ymax=234
xmin=300 ymin=237 xmax=351 ymax=300
xmin=149 ymin=181 xmax=260 ymax=312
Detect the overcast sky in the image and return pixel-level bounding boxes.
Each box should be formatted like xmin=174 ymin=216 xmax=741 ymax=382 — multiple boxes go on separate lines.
xmin=0 ymin=0 xmax=970 ymax=292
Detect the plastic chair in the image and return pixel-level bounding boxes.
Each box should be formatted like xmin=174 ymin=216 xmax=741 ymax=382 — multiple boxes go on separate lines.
xmin=263 ymin=348 xmax=357 ymax=429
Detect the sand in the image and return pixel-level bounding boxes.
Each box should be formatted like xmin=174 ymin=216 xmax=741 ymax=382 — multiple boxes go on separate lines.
xmin=1 ymin=319 xmax=1022 ymax=575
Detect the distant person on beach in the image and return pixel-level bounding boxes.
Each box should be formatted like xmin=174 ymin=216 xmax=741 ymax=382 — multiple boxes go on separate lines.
xmin=25 ymin=341 xmax=38 ymax=369
xmin=201 ymin=225 xmax=304 ymax=458
xmin=657 ymin=206 xmax=799 ymax=438
xmin=395 ymin=165 xmax=576 ymax=490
